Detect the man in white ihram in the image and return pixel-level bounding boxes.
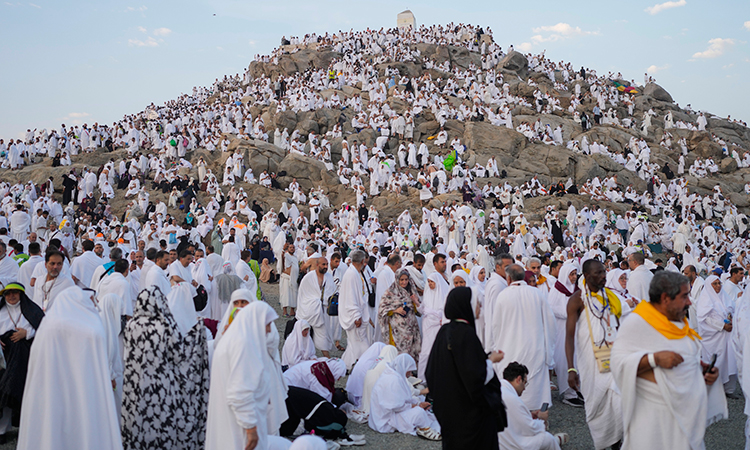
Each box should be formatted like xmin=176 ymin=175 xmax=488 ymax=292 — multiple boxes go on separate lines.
xmin=339 ymin=249 xmax=373 ymax=370
xmin=612 ymin=271 xmax=726 ymax=449
xmin=626 ymin=252 xmax=652 ymax=303
xmin=296 ymin=256 xmax=335 ymax=358
xmin=487 ymin=264 xmax=555 ymax=412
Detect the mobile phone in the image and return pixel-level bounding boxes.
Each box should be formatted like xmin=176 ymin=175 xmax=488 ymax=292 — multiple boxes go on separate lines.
xmin=704 ymin=354 xmax=718 ymax=374
xmin=540 ymin=403 xmax=549 ymax=412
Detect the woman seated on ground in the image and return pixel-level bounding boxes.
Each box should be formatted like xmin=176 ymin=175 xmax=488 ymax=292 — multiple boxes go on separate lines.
xmin=259 ymin=258 xmax=278 ymax=283
xmin=361 ymin=345 xmax=399 ymax=418
xmin=369 ymin=354 xmax=441 ymax=441
xmin=345 ymin=342 xmax=386 ymax=417
xmin=281 ymin=319 xmax=316 ymax=369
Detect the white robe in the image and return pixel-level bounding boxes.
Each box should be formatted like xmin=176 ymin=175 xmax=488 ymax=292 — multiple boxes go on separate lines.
xmin=97 ymin=272 xmax=134 ymax=317
xmin=144 ymin=266 xmax=171 ymax=297
xmin=295 ymin=271 xmax=335 ymax=352
xmin=279 ymin=254 xmax=299 ymax=308
xmin=626 ymin=265 xmax=653 ymax=303
xmin=373 ymin=265 xmax=396 ymax=343
xmin=612 ymin=312 xmax=727 ymax=450
xmin=574 ymin=289 xmax=625 ymax=449
xmin=70 ymin=251 xmax=105 ymax=288
xmin=487 ymin=281 xmax=555 ymax=411
xmin=205 ymin=303 xmax=287 ymax=450
xmin=497 ymin=379 xmax=560 ymax=450
xmin=17 ymin=286 xmax=123 ymax=450
xmin=339 ymin=265 xmax=372 ymax=369
xmin=33 ymin=272 xmax=75 ymax=311
xmin=697 ymin=277 xmax=737 ymax=385
xmin=0 ymin=255 xmax=19 ymax=287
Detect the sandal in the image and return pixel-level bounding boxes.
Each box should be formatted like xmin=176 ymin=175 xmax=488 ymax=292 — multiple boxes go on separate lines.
xmin=417 ymin=427 xmax=442 ymax=441
xmin=555 ymin=433 xmax=570 ymax=446
xmin=336 ymin=343 xmax=346 ymax=351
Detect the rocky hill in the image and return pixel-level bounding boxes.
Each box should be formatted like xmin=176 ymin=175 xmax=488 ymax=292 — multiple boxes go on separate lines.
xmin=4 ymin=30 xmax=750 ymax=227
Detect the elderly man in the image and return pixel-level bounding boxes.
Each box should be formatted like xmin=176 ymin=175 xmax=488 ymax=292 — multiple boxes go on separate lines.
xmin=566 ymin=259 xmax=625 ymax=449
xmin=526 ymin=257 xmax=551 ymax=293
xmin=612 ymin=271 xmax=725 ymax=449
xmin=296 ymin=256 xmax=336 ymax=357
xmin=626 ymin=252 xmax=652 ymax=303
xmin=339 ymin=249 xmax=373 ymax=369
xmin=487 ymin=264 xmax=555 ymax=412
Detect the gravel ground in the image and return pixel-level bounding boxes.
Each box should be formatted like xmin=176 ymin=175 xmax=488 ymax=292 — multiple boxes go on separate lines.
xmin=1 ymin=282 xmax=746 ymax=449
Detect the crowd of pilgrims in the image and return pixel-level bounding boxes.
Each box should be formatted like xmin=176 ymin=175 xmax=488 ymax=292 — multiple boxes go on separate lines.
xmin=0 ymin=21 xmax=749 ymax=450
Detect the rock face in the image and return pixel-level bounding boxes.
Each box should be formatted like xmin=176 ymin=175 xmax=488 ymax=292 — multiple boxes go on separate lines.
xmin=463 ymin=122 xmax=527 ymax=159
xmin=499 ymin=51 xmax=529 ymax=78
xmin=643 ymin=83 xmax=674 ymax=103
xmin=721 ymin=157 xmax=738 ymax=174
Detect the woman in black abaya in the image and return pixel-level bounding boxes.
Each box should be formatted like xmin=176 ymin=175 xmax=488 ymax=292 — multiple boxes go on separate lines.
xmin=425 ymin=287 xmax=507 ymax=450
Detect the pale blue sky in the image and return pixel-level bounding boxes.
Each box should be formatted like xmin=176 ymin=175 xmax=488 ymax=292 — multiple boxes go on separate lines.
xmin=1 ymin=0 xmax=748 ymax=139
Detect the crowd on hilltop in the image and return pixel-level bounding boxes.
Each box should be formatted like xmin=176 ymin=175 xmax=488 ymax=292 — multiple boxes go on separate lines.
xmin=1 ymin=22 xmax=750 ymax=450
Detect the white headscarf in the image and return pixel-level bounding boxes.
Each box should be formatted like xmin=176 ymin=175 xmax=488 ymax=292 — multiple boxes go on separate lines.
xmin=605 ymin=268 xmax=627 ymax=296
xmin=281 ymin=319 xmax=316 ymax=367
xmin=345 ymin=342 xmax=386 ymax=408
xmin=450 ymin=270 xmax=471 ymax=288
xmin=469 ymin=266 xmax=486 ymax=295
xmin=557 ymin=263 xmax=578 ymax=293
xmin=697 ymin=275 xmax=728 ymax=322
xmin=167 ymin=282 xmax=199 ymax=336
xmin=361 ymin=345 xmax=398 ymax=414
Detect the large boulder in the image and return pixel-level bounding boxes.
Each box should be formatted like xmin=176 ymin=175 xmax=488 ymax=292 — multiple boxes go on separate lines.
xmin=643 ymin=83 xmax=674 ymax=103
xmin=693 ymin=140 xmax=724 ymax=159
xmin=720 ymin=157 xmax=738 ymax=174
xmin=499 ymin=51 xmax=529 ymax=78
xmin=273 ymin=110 xmax=298 ymax=132
xmin=276 ymin=154 xmax=337 ymax=191
xmin=246 ymin=142 xmax=286 ymax=174
xmin=463 ymin=122 xmax=527 ymax=159
xmin=574 ymin=158 xmax=606 ymax=184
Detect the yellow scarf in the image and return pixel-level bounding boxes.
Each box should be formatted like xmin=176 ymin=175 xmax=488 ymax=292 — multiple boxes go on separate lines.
xmin=536 ymin=274 xmax=547 ymax=286
xmin=584 ymin=280 xmax=622 ymax=318
xmin=633 ymin=300 xmax=701 ymax=341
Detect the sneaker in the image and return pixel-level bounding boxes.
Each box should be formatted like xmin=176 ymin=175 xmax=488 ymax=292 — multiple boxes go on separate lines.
xmin=562 ymin=396 xmax=585 ymax=408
